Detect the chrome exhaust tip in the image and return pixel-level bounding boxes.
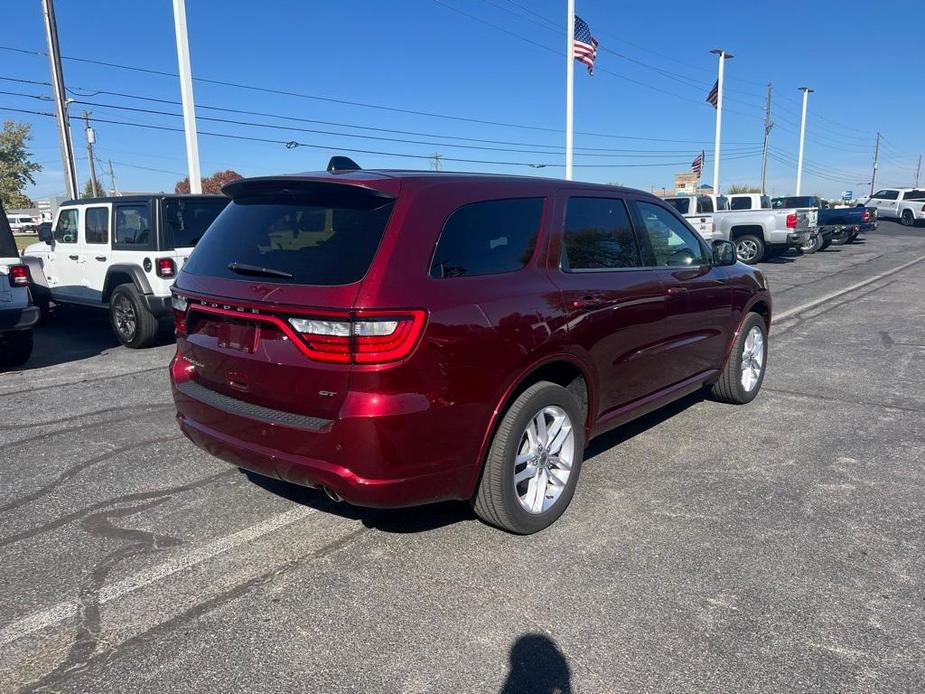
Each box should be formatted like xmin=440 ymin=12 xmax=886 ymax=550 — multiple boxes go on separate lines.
xmin=323 ymin=487 xmax=343 ymax=503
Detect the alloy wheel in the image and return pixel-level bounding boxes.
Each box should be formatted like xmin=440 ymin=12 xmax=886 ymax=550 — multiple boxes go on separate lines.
xmin=736 ymin=239 xmax=759 ymax=262
xmin=114 ymin=295 xmax=137 ymax=341
xmin=740 ymin=326 xmax=764 ymax=392
xmin=513 ymin=406 xmax=575 ymax=515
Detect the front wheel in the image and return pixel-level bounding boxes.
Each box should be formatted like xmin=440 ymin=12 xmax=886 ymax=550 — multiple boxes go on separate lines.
xmin=734 ymin=234 xmax=765 ymax=264
xmin=0 ymin=330 xmax=33 ymax=368
xmin=472 ymin=382 xmax=585 ymax=534
xmin=109 ymin=284 xmax=159 ymax=348
xmin=709 ymin=313 xmax=768 ymax=405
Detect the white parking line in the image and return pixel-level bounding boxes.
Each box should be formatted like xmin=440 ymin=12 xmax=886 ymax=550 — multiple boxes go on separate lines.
xmin=0 ymin=506 xmax=315 ymax=647
xmin=775 ymin=253 xmax=925 ymax=322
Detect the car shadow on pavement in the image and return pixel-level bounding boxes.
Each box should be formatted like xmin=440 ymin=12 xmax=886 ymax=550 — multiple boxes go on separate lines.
xmin=21 ymin=305 xmax=174 ymax=369
xmin=499 ymin=633 xmax=573 ymax=694
xmin=242 ymin=470 xmax=476 ymax=533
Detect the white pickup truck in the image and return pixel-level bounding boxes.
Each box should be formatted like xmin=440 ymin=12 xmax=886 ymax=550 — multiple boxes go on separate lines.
xmin=864 ymin=188 xmax=925 ymax=226
xmin=664 ymin=194 xmax=817 ymax=264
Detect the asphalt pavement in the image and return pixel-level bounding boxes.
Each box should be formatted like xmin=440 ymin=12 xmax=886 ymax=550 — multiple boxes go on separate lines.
xmin=1 ymin=221 xmax=923 ymax=693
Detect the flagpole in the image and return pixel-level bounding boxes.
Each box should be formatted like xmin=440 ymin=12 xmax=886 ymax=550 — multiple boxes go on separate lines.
xmin=565 ymin=0 xmax=575 ymax=180
xmin=709 ymin=49 xmax=732 ymax=194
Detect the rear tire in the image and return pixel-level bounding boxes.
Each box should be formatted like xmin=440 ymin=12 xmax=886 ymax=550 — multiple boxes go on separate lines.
xmin=734 ymin=234 xmax=765 ymax=264
xmin=800 ymin=234 xmax=822 ymax=254
xmin=819 ymin=237 xmax=832 ymax=251
xmin=109 ymin=284 xmax=159 ymax=348
xmin=472 ymin=382 xmax=585 ymax=534
xmin=901 ymin=210 xmax=914 ymax=226
xmin=0 ymin=330 xmax=33 ymax=368
xmin=710 ymin=313 xmax=767 ymax=405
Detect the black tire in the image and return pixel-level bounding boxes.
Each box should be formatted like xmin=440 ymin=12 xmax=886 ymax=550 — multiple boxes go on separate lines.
xmin=109 ymin=284 xmax=159 ymax=348
xmin=0 ymin=329 xmax=33 ymax=368
xmin=734 ymin=234 xmax=765 ymax=264
xmin=472 ymin=381 xmax=585 ymax=534
xmin=901 ymin=210 xmax=914 ymax=226
xmin=845 ymin=231 xmax=859 ymax=244
xmin=819 ymin=237 xmax=832 ymax=251
xmin=800 ymin=234 xmax=822 ymax=254
xmin=709 ymin=313 xmax=767 ymax=405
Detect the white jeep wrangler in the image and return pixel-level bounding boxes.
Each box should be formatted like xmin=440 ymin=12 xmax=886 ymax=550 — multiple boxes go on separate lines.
xmin=23 ymin=194 xmax=228 ymax=348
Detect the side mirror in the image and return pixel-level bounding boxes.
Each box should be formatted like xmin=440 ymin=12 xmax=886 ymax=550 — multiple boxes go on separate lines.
xmin=712 ymin=239 xmax=737 ymax=266
xmin=38 ymin=225 xmax=54 ymax=244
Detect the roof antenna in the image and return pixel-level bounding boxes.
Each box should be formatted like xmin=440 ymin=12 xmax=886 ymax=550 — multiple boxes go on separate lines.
xmin=327 ymin=156 xmax=361 ymax=173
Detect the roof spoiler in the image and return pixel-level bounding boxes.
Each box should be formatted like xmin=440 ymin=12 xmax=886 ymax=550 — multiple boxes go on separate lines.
xmin=327 ymin=156 xmax=361 ymax=173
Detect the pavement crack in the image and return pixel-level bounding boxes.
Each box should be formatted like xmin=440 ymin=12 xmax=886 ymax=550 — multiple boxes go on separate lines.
xmin=0 ymin=434 xmax=183 ymax=516
xmin=0 ymin=404 xmax=175 ymax=438
xmin=20 ymin=499 xmax=184 ymax=693
xmin=0 ymin=366 xmax=164 ymax=399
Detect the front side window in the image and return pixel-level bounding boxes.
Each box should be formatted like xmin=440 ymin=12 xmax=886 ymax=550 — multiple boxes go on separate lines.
xmin=696 ymin=196 xmax=714 ymax=213
xmin=715 ymin=196 xmax=729 ymax=210
xmin=85 ymin=207 xmax=109 ymax=245
xmin=562 ymin=197 xmax=641 ymax=271
xmin=636 ymin=202 xmax=706 ymax=267
xmin=53 ymin=208 xmax=79 ymax=244
xmin=430 ymin=198 xmax=543 ymax=278
xmin=730 ymin=196 xmax=752 ymax=210
xmin=114 ymin=205 xmax=152 ymax=247
xmin=882 ymin=190 xmax=899 ymax=200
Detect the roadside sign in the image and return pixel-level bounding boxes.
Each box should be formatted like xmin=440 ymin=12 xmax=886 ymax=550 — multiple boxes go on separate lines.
xmin=842 ymin=190 xmax=853 ymax=201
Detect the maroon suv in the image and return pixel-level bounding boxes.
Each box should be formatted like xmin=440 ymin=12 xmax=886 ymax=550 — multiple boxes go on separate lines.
xmin=170 ymin=168 xmax=770 ymax=533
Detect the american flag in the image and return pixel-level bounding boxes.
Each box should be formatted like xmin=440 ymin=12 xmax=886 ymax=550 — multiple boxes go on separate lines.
xmin=691 ymin=151 xmax=704 ymax=177
xmin=706 ymin=80 xmax=719 ymax=108
xmin=573 ymin=16 xmax=599 ymax=75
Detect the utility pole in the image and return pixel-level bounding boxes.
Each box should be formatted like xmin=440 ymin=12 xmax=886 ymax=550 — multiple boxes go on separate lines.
xmin=760 ymin=83 xmax=773 ymax=194
xmin=108 ymin=159 xmax=119 ymax=196
xmin=82 ymin=111 xmax=99 ymax=198
xmin=795 ymin=87 xmax=813 ymax=196
xmin=870 ymin=132 xmax=880 ymax=197
xmin=915 ymin=154 xmax=921 ymax=188
xmin=172 ymin=0 xmax=202 ymax=193
xmin=431 ymin=153 xmax=442 ymax=172
xmin=709 ymin=48 xmax=732 ymax=194
xmin=40 ymin=0 xmax=78 ymax=200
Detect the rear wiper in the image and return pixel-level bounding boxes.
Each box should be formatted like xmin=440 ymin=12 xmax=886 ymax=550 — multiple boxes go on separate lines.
xmin=227 ymin=262 xmax=294 ymax=279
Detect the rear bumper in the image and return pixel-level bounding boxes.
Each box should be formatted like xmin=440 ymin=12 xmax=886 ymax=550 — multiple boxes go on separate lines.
xmin=170 ymin=352 xmax=478 ymax=508
xmin=0 ymin=305 xmax=39 ymax=332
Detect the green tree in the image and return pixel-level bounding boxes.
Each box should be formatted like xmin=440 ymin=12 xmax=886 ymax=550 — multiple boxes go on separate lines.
xmin=82 ymin=176 xmax=106 ymax=198
xmin=0 ymin=121 xmax=42 ymax=208
xmin=175 ymin=169 xmax=243 ymax=194
xmin=726 ymin=184 xmax=762 ymax=194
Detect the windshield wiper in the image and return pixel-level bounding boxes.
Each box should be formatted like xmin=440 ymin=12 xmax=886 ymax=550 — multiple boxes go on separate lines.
xmin=227 ymin=262 xmax=294 ymax=279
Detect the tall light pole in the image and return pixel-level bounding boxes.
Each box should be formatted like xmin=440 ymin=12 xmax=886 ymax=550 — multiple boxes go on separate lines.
xmin=172 ymin=0 xmax=202 ymax=193
xmin=795 ymin=87 xmax=813 ymax=195
xmin=710 ymin=49 xmax=732 ymax=194
xmin=40 ymin=0 xmax=78 ymax=200
xmin=564 ymin=0 xmax=575 ymax=180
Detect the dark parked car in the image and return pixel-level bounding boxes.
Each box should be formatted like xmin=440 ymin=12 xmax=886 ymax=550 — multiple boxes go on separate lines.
xmin=170 ymin=165 xmax=771 ymax=533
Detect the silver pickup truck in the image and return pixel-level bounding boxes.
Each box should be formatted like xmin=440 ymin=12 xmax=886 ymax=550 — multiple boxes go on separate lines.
xmin=665 ymin=194 xmax=818 ymax=264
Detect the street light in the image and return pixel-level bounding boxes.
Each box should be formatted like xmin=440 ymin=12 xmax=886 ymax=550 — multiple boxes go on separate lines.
xmin=795 ymin=87 xmax=814 ymax=195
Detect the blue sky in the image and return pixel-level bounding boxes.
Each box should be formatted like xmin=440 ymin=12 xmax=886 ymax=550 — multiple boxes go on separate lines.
xmin=2 ymin=0 xmax=922 ymax=200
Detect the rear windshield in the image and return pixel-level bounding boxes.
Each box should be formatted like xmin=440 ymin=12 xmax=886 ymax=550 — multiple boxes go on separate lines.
xmin=183 ymin=196 xmax=394 ymax=285
xmin=0 ymin=211 xmax=17 ymax=257
xmin=773 ymin=196 xmax=817 ymax=209
xmin=163 ymin=197 xmax=229 ymax=248
xmin=665 ymin=198 xmax=690 ymax=215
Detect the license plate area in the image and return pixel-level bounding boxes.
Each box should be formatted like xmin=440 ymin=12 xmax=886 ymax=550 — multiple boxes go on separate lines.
xmin=218 ymin=318 xmax=259 ymax=353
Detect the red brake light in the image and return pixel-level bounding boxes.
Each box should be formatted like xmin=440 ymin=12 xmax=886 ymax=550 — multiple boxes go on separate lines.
xmin=8 ymin=265 xmax=30 ymax=287
xmin=156 ymin=258 xmax=176 ymax=278
xmin=786 ymin=213 xmax=798 ymax=229
xmin=289 ymin=310 xmax=427 ymax=364
xmin=861 ymin=210 xmax=870 ymax=222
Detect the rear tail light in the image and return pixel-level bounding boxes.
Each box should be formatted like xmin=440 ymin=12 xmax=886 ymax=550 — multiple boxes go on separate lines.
xmin=171 ymin=293 xmax=189 ymax=336
xmin=786 ymin=213 xmax=798 ymax=229
xmin=861 ymin=210 xmax=871 ymax=222
xmin=288 ymin=310 xmax=427 ymax=364
xmin=156 ymin=258 xmax=176 ymax=278
xmin=8 ymin=265 xmax=30 ymax=287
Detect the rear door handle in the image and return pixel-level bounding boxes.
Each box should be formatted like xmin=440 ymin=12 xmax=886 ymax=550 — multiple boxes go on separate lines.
xmin=95 ymin=256 xmax=107 ymax=262
xmin=667 ymin=287 xmax=688 ymax=297
xmin=68 ymin=254 xmax=79 ymax=261
xmin=571 ymin=296 xmax=609 ymax=310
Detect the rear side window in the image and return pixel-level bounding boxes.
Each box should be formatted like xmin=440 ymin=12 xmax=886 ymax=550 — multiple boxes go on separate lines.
xmin=715 ymin=196 xmax=729 ymax=210
xmin=562 ymin=197 xmax=641 ymax=271
xmin=184 ymin=196 xmax=395 ymax=285
xmin=85 ymin=207 xmax=109 ymax=244
xmin=430 ymin=198 xmax=543 ymax=279
xmin=730 ymin=196 xmax=752 ymax=210
xmin=54 ymin=208 xmax=79 ymax=244
xmin=904 ymin=190 xmax=925 ymax=200
xmin=665 ymin=198 xmax=690 ymax=215
xmin=114 ymin=204 xmax=153 ymax=247
xmin=162 ymin=197 xmax=229 ymax=248
xmin=696 ymin=196 xmax=714 ymax=213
